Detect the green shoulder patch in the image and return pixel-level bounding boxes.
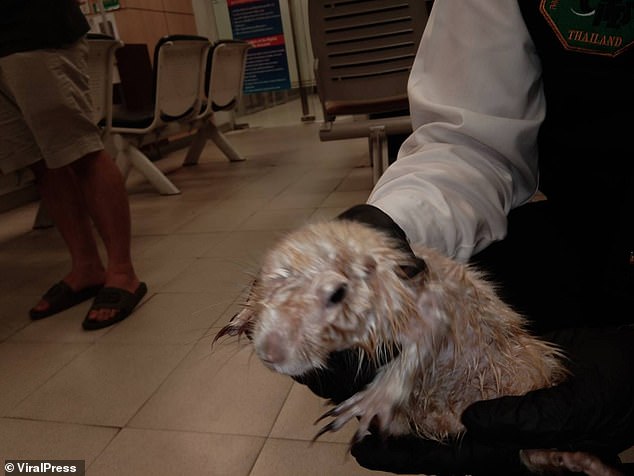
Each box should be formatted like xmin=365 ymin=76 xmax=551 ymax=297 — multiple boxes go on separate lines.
xmin=540 ymin=0 xmax=634 ymax=56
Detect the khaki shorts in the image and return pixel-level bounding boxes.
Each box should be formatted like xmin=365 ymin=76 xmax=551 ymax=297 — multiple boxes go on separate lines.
xmin=0 ymin=38 xmax=104 ymax=175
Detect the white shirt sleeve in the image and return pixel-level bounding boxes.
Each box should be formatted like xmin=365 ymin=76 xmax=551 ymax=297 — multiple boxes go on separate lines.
xmin=367 ymin=0 xmax=545 ymax=262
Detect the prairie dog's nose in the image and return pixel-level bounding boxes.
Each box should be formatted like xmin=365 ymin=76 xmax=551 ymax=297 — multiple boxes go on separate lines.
xmin=258 ymin=331 xmax=287 ymax=365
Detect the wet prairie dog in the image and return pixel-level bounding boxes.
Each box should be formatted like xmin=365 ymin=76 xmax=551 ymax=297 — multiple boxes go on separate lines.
xmin=218 ymin=219 xmax=568 ymax=442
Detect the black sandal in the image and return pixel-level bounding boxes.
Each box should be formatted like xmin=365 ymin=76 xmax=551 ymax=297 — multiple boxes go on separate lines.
xmin=82 ymin=282 xmax=148 ymax=331
xmin=30 ymin=281 xmax=103 ymax=320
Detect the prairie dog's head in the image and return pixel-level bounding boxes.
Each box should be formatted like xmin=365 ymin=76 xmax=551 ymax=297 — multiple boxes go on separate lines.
xmin=217 ymin=220 xmax=425 ymax=376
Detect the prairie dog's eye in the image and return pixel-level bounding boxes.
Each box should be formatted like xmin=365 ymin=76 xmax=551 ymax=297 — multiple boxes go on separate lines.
xmin=328 ymin=284 xmax=347 ymax=306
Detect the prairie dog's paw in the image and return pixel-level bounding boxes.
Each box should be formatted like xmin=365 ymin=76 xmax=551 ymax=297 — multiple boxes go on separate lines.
xmin=314 ymin=378 xmax=400 ymax=446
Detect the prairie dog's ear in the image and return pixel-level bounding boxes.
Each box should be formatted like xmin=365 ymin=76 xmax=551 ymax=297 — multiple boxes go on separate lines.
xmin=397 ymin=257 xmax=428 ymax=280
xmin=362 ymin=255 xmax=377 ymax=275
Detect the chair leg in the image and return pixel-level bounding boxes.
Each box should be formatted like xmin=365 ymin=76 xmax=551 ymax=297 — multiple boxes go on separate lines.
xmin=206 ymin=121 xmax=246 ymax=162
xmin=182 ymin=123 xmax=209 ymax=166
xmin=369 ymin=126 xmax=388 ymax=185
xmin=126 ymin=144 xmax=180 ymax=195
xmin=113 ymin=134 xmax=179 ymax=195
xmin=115 ymin=151 xmax=132 ymax=183
xmin=183 ymin=120 xmax=245 ymax=165
xmin=113 ymin=133 xmax=133 ymax=182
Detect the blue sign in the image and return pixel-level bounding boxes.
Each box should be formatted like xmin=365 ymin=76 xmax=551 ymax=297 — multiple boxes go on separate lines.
xmin=228 ymin=0 xmax=291 ymax=93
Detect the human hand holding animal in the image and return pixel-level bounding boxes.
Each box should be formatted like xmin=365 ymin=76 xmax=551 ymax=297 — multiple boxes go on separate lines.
xmin=215 ymin=205 xmax=632 ymax=475
xmin=351 ymin=326 xmax=634 ymax=476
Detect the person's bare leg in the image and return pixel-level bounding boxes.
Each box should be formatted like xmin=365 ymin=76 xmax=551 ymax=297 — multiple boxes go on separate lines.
xmin=70 ymin=149 xmax=141 ymax=323
xmin=30 ymin=160 xmax=106 ymax=313
xmin=31 ymin=161 xmax=105 ymax=311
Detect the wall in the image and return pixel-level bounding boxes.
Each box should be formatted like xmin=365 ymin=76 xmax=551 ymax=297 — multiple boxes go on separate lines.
xmin=85 ymin=0 xmax=199 ymax=56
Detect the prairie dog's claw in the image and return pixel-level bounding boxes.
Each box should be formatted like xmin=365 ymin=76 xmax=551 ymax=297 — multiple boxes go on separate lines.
xmin=312 ymin=421 xmax=337 ymax=443
xmin=314 ymin=406 xmax=338 ymax=424
xmin=312 ymin=395 xmax=364 ymax=441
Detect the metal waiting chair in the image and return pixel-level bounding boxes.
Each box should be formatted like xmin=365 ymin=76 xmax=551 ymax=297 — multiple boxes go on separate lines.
xmin=85 ymin=34 xmax=123 ymax=135
xmin=33 ymin=34 xmax=123 ymax=228
xmin=183 ymin=39 xmax=251 ymax=166
xmin=308 ymin=0 xmax=428 ymax=183
xmin=110 ymin=35 xmax=211 ymax=195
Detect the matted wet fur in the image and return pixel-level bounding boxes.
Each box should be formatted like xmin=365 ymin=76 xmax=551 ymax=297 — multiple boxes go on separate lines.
xmin=214 ymin=220 xmax=621 ymax=475
xmin=217 ymin=220 xmax=566 ymax=439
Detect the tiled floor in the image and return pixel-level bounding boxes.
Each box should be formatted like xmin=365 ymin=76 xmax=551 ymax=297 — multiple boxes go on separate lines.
xmin=0 ymin=99 xmax=393 ymax=475
xmin=1 ymin=98 xmax=632 ymax=475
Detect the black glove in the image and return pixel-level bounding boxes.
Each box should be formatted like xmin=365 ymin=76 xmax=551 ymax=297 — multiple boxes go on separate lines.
xmin=337 ymin=204 xmax=426 ymax=278
xmin=351 ymin=431 xmax=531 ymax=476
xmin=351 ymin=326 xmax=634 ymax=475
xmin=293 ymin=204 xmax=426 ymax=403
xmin=464 ymin=326 xmax=634 ymax=454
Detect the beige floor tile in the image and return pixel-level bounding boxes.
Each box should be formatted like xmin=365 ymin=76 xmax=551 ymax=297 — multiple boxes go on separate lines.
xmin=0 ymin=342 xmax=89 ymax=414
xmin=201 ymin=229 xmax=284 ymax=272
xmin=128 ymin=190 xmax=224 ymax=215
xmin=10 ymin=342 xmax=193 ymax=427
xmin=197 ymin=197 xmax=265 ymax=216
xmin=248 ymin=438 xmax=392 ymax=476
xmin=309 ymin=207 xmax=354 ymax=223
xmin=88 ymin=428 xmax=265 ymax=476
xmin=99 ymin=292 xmax=234 ymax=345
xmin=220 ymin=125 xmax=316 ymax=156
xmin=0 ymin=253 xmax=67 ymax=296
xmin=130 ymin=204 xmax=204 ymax=236
xmin=233 ymin=182 xmax=290 ymax=201
xmin=269 ymin=383 xmax=357 ymax=444
xmin=129 ymin=234 xmax=167 ymax=260
xmin=176 ymin=159 xmax=265 ymax=179
xmin=263 ymin=165 xmax=312 ymax=180
xmin=0 ymin=293 xmax=39 ymax=340
xmin=336 ymin=167 xmax=374 ymax=192
xmin=172 ymin=181 xmax=245 ymax=202
xmin=5 ymin=268 xmax=68 ymax=300
xmin=160 ymin=258 xmax=253 ymax=295
xmin=127 ymin=190 xmax=189 ymax=213
xmin=0 ymin=418 xmax=117 ymax=463
xmin=136 ymin=232 xmax=227 ymax=261
xmin=286 ymin=176 xmax=342 ymax=195
xmin=267 ymin=190 xmax=330 ymax=209
xmin=320 ymin=190 xmax=371 ymax=209
xmin=133 ymin=256 xmax=196 ymax=294
xmin=0 ymin=228 xmax=68 ymax=264
xmin=175 ymin=207 xmax=256 ymax=233
xmin=129 ymin=337 xmax=292 ymax=436
xmin=238 ymin=208 xmax=315 ymax=231
xmin=8 ymin=300 xmax=114 ymax=343
xmin=173 ymin=167 xmax=260 ymax=201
